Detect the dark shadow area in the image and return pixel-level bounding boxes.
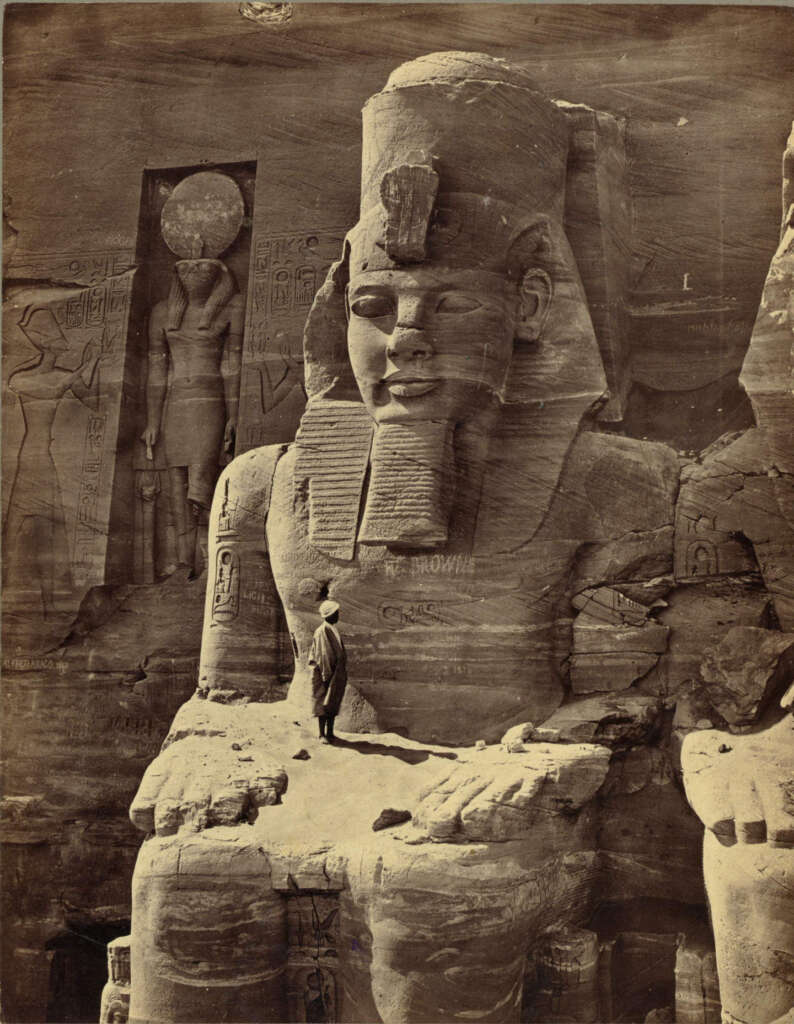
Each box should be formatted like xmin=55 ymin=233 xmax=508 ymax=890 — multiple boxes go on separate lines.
xmin=45 ymin=920 xmax=129 ymax=1024
xmin=331 ymin=737 xmax=458 ymax=764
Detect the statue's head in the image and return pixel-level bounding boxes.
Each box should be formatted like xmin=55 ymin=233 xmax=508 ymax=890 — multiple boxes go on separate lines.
xmin=167 ymin=258 xmax=236 ymax=330
xmin=18 ymin=306 xmax=70 ymax=354
xmin=739 ymin=121 xmax=794 ymax=475
xmin=295 ymin=53 xmax=607 ymax=561
xmin=175 ymin=257 xmax=221 ymax=297
xmin=304 ymin=52 xmax=605 ymax=427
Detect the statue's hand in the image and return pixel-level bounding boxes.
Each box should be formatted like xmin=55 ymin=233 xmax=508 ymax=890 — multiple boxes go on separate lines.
xmin=140 ymin=425 xmax=158 ymax=449
xmin=413 ymin=743 xmax=610 ymax=843
xmin=282 ymin=347 xmax=303 ymax=381
xmin=81 ymin=338 xmax=102 ymax=364
xmin=129 ymin=735 xmax=288 ymax=837
xmin=682 ymin=717 xmax=794 ymax=848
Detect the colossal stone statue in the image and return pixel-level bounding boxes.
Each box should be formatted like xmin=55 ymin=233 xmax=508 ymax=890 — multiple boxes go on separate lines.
xmin=682 ymin=125 xmax=794 ymax=1024
xmin=124 ymin=57 xmax=794 ymax=1023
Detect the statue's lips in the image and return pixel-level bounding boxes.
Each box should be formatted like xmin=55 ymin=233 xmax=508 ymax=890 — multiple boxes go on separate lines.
xmin=382 ymin=376 xmax=440 ymax=398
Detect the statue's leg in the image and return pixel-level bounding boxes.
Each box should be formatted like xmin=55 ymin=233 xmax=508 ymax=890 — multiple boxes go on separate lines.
xmin=167 ymin=467 xmax=196 ymax=570
xmin=704 ymin=831 xmax=794 ymax=1023
xmin=129 ymin=835 xmax=287 ymax=1024
xmin=339 ymin=841 xmax=593 ymax=1024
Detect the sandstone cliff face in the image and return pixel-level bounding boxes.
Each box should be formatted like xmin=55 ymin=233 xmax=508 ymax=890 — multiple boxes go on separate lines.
xmin=3 ymin=6 xmax=794 ymax=1023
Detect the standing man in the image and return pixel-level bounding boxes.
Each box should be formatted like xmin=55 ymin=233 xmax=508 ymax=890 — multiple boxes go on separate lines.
xmin=308 ymin=600 xmax=347 ymax=744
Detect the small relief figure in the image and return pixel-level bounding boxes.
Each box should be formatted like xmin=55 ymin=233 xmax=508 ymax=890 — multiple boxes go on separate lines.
xmin=308 ymin=600 xmax=347 ymax=744
xmin=303 ymin=968 xmax=334 ymax=1023
xmin=104 ymin=1002 xmax=128 ymax=1024
xmin=142 ymin=170 xmax=245 ymax=578
xmin=3 ymin=306 xmax=101 ymax=616
xmin=211 ymin=548 xmax=239 ymax=623
xmin=686 ymin=540 xmax=718 ymax=577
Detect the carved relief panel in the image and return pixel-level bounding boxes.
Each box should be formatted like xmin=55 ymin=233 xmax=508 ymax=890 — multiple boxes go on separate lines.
xmin=2 ymin=253 xmax=136 ymax=650
xmin=285 ymin=891 xmax=340 ymax=1024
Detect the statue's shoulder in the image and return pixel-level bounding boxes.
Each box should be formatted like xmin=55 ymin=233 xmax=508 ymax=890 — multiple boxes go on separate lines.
xmin=552 ymin=430 xmax=680 ymax=542
xmin=213 ymin=443 xmax=290 ymax=530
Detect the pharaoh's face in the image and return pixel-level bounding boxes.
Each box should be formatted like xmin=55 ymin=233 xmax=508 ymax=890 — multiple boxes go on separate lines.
xmin=346 ymin=266 xmax=516 ymax=424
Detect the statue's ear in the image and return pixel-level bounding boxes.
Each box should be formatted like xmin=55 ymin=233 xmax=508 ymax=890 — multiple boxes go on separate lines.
xmin=507 ymin=219 xmax=554 ymax=344
xmin=515 ymin=268 xmax=553 ymax=343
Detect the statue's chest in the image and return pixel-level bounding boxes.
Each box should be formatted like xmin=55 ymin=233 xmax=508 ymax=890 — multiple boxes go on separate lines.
xmin=269 ymin=496 xmax=577 ymax=634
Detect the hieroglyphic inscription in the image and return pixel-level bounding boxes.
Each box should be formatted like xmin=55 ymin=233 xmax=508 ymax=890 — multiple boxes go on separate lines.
xmin=8 ymin=249 xmax=135 ymax=286
xmin=73 ymin=413 xmax=107 ymax=586
xmin=211 ymin=548 xmax=240 ymax=624
xmin=238 ymin=229 xmax=345 ymax=452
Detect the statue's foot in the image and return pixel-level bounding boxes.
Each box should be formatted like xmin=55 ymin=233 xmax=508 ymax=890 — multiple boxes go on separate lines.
xmin=130 ymin=730 xmax=287 ymax=836
xmin=682 ymin=717 xmax=794 ymax=848
xmin=413 ymin=742 xmax=611 ymax=842
xmin=683 ymin=717 xmax=794 ymax=1023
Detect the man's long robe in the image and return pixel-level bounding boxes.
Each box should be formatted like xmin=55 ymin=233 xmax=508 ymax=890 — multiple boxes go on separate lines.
xmin=308 ymin=621 xmax=347 ymax=716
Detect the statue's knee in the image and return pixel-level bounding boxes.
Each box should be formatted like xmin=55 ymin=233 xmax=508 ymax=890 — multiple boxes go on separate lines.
xmin=130 ymin=835 xmax=288 ymax=1024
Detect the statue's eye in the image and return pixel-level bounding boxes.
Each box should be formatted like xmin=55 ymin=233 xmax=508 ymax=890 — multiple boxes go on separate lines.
xmin=436 ymin=294 xmax=482 ymax=314
xmin=350 ymin=294 xmax=395 ymax=319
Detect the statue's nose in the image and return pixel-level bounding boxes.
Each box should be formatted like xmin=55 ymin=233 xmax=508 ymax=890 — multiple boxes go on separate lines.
xmin=388 ymin=297 xmax=433 ymax=361
xmin=387 ymin=327 xmax=434 ymax=362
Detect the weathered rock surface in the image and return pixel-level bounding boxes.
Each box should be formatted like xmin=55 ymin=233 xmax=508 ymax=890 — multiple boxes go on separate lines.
xmin=525 ymin=926 xmax=601 ymax=1023
xmin=674 ymin=932 xmax=721 ymax=1024
xmin=571 ymin=614 xmax=670 ymax=694
xmin=700 ymin=626 xmax=794 ymax=728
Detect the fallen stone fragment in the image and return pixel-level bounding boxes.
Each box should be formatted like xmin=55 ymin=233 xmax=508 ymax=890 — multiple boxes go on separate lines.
xmin=541 ymin=694 xmax=664 ymax=748
xmin=700 ymin=626 xmax=794 ymax=727
xmin=292 ymin=749 xmax=310 ymax=760
xmin=501 ymin=721 xmax=534 ymax=752
xmin=372 ymin=808 xmax=412 ymax=832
